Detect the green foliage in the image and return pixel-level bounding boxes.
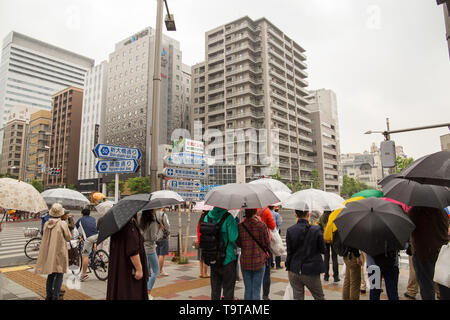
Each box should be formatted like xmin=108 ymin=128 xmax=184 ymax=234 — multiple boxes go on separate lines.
xmin=107 ymin=180 xmax=125 ymax=194
xmin=287 ymin=180 xmax=304 ymax=192
xmin=67 ymin=184 xmax=76 ymax=190
xmin=0 ymin=173 xmax=18 ymax=179
xmin=127 ymin=177 xmax=150 ymax=194
xmin=311 ymin=169 xmax=321 ymax=189
xmin=394 ymin=156 xmax=414 ymax=173
xmin=30 ymin=180 xmax=44 ymax=193
xmin=340 ymin=175 xmax=370 ymax=198
xmin=270 ymin=168 xmax=282 ymax=181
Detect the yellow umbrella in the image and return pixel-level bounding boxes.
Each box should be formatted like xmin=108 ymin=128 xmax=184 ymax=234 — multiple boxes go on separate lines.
xmin=92 ymin=192 xmax=106 ymax=202
xmin=323 ymin=197 xmax=365 ymax=243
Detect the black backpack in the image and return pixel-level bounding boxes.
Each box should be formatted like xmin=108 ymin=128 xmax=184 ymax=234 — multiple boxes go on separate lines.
xmin=199 ymin=212 xmax=230 ymax=267
xmin=332 ymin=230 xmax=348 ymax=257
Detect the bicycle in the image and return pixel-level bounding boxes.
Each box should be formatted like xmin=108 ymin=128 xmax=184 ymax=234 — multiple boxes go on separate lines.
xmin=70 ymin=237 xmax=109 ymax=281
xmin=24 ymin=228 xmax=41 ymax=260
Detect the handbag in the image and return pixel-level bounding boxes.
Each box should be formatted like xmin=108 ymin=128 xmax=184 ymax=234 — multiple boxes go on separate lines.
xmin=433 ymin=242 xmax=450 ymax=288
xmin=269 ymin=228 xmax=286 ymax=256
xmin=241 ymin=222 xmax=271 ymax=259
xmin=283 ymin=283 xmax=294 ymax=300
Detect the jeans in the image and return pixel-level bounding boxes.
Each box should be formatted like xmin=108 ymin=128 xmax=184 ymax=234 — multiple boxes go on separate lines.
xmin=241 ymin=265 xmax=266 ymax=300
xmin=324 ymin=243 xmax=339 ymax=278
xmin=262 ymin=256 xmax=271 ymax=299
xmin=289 ymin=272 xmax=325 ymax=300
xmin=368 ymin=265 xmax=399 ymax=300
xmin=210 ymin=260 xmax=236 ymax=300
xmin=46 ymin=273 xmax=64 ymax=300
xmin=412 ymin=255 xmax=438 ymax=300
xmin=147 ymin=253 xmax=160 ymax=290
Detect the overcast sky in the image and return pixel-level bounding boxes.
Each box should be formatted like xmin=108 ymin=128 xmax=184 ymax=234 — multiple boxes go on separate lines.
xmin=1 ymin=0 xmax=449 ymax=160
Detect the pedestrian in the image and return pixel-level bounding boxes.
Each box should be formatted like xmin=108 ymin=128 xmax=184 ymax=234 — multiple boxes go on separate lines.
xmin=75 ymin=208 xmax=99 ymax=282
xmin=318 ymin=210 xmax=339 ymax=282
xmin=202 ymin=207 xmax=238 ymax=300
xmin=342 ymin=245 xmax=363 ymax=300
xmin=197 ymin=210 xmax=210 ymax=279
xmin=106 ymin=213 xmax=149 ymax=300
xmin=408 ymin=206 xmax=450 ymax=300
xmin=139 ymin=209 xmax=160 ymax=300
xmin=270 ymin=206 xmax=283 ymax=269
xmin=236 ymin=208 xmax=270 ymax=300
xmin=257 ymin=207 xmax=276 ymax=300
xmin=285 ymin=209 xmax=326 ymax=300
xmin=404 ymin=242 xmax=419 ymax=300
xmin=35 ymin=203 xmax=71 ymax=300
xmin=366 ymin=251 xmax=400 ymax=300
xmin=155 ymin=208 xmax=170 ymax=277
xmin=234 ymin=214 xmax=241 ymax=281
xmin=360 ymin=252 xmax=367 ymax=294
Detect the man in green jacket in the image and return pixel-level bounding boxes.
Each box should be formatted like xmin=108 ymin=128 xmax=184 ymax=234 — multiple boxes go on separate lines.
xmin=204 ymin=207 xmax=238 ymax=300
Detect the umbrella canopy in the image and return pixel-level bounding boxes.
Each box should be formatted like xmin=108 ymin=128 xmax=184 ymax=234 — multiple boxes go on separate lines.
xmin=95 ymin=200 xmax=115 ymax=216
xmin=398 ymin=150 xmax=450 ymax=187
xmin=334 ymin=197 xmax=416 ymax=256
xmin=380 ymin=197 xmax=411 ymax=213
xmin=377 ymin=173 xmax=401 ymax=187
xmin=193 ymin=201 xmax=214 ymax=212
xmin=0 ymin=178 xmax=48 ymax=213
xmin=141 ymin=190 xmax=184 ymax=211
xmin=273 ymin=191 xmax=292 ymax=204
xmin=204 ymin=183 xmax=280 ymax=210
xmin=382 ymin=178 xmax=450 ymax=209
xmin=281 ymin=188 xmax=345 ymax=212
xmin=41 ymin=188 xmax=90 ymax=209
xmin=249 ymin=178 xmax=292 ymax=194
xmin=351 ymin=189 xmax=383 ymax=199
xmin=97 ymin=193 xmax=151 ymax=244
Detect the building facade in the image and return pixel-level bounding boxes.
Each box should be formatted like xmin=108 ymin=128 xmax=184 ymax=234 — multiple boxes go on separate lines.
xmin=0 ymin=31 xmax=94 ymax=152
xmin=103 ymin=27 xmax=187 ymax=182
xmin=190 ymin=16 xmax=314 ymax=184
xmin=23 ymin=109 xmax=52 ymax=183
xmin=438 ymin=0 xmax=450 ymax=59
xmin=78 ymin=62 xmax=108 ymax=182
xmin=441 ymin=133 xmax=450 ymax=150
xmin=307 ymin=89 xmax=340 ymax=193
xmin=46 ymin=87 xmax=83 ymax=188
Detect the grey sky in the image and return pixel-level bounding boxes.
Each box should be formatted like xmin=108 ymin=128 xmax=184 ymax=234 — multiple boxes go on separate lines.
xmin=1 ymin=0 xmax=449 ymax=160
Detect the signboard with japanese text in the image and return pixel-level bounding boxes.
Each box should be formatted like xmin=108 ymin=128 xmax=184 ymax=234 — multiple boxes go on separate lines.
xmin=95 ymin=159 xmax=139 ymax=174
xmin=94 ymin=144 xmax=142 ymax=161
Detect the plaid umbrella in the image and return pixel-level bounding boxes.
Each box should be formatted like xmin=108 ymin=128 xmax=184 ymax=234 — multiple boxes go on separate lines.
xmin=0 ymin=178 xmax=48 ymax=213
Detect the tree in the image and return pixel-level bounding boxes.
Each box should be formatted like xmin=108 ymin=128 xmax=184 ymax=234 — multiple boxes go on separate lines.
xmin=287 ymin=180 xmax=304 ymax=192
xmin=340 ymin=175 xmax=370 ymax=198
xmin=127 ymin=177 xmax=150 ymax=194
xmin=394 ymin=156 xmax=414 ymax=173
xmin=0 ymin=173 xmax=17 ymax=179
xmin=311 ymin=169 xmax=321 ymax=189
xmin=30 ymin=180 xmax=44 ymax=193
xmin=107 ymin=180 xmax=125 ymax=195
xmin=67 ymin=184 xmax=76 ymax=190
xmin=270 ymin=168 xmax=282 ymax=181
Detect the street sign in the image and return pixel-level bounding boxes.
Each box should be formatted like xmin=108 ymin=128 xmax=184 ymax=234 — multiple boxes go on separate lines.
xmin=94 ymin=144 xmax=142 ymax=161
xmin=163 ymin=167 xmax=207 ymax=180
xmin=200 ymin=184 xmax=223 ymax=192
xmin=167 ymin=179 xmax=202 ymax=191
xmin=177 ymin=191 xmax=206 ymax=202
xmin=95 ymin=159 xmax=139 ymax=174
xmin=164 ymin=152 xmax=207 ymax=167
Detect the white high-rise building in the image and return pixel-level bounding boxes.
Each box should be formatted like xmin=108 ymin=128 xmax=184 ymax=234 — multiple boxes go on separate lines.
xmin=78 ymin=62 xmax=108 ymax=183
xmin=0 ymin=31 xmax=94 ymax=152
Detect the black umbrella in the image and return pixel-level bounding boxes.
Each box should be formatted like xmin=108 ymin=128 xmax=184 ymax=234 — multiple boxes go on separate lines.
xmin=398 ymin=150 xmax=450 ymax=187
xmin=334 ymin=197 xmax=415 ymax=257
xmin=382 ymin=178 xmax=450 ymax=209
xmin=97 ymin=194 xmax=150 ymax=244
xmin=377 ymin=173 xmax=401 ymax=187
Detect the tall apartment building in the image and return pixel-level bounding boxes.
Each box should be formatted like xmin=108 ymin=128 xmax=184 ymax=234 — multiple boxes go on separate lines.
xmin=0 ymin=31 xmax=94 ymax=152
xmin=190 ymin=16 xmax=314 ymax=183
xmin=0 ymin=106 xmax=38 ymax=177
xmin=307 ymin=89 xmax=340 ymax=193
xmin=438 ymin=0 xmax=450 ymax=59
xmin=46 ymin=87 xmax=83 ymax=188
xmin=441 ymin=133 xmax=450 ymax=150
xmin=180 ymin=64 xmax=192 ymax=132
xmin=24 ymin=110 xmax=52 ymax=183
xmin=78 ymin=62 xmax=108 ymax=185
xmin=103 ymin=27 xmax=187 ymax=181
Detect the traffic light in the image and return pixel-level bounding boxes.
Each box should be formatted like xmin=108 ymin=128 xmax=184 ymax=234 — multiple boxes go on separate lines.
xmin=49 ymin=168 xmax=62 ymax=175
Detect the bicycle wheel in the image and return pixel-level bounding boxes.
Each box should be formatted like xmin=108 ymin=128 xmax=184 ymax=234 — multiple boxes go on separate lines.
xmin=24 ymin=237 xmax=41 ymax=260
xmin=92 ymin=249 xmax=109 ymax=281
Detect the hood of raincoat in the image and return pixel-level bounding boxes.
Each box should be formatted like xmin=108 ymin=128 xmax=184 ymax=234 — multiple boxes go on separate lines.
xmin=207 ymin=207 xmax=229 ymax=223
xmin=46 ymin=218 xmax=61 ymax=230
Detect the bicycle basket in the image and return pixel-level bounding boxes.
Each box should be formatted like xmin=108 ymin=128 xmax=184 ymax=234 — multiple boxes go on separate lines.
xmin=24 ymin=228 xmax=39 ymax=238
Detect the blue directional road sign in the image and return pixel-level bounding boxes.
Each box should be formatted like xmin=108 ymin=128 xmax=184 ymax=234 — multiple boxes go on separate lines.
xmin=94 ymin=144 xmax=142 ymax=161
xmin=167 ymin=179 xmax=202 ymax=191
xmin=177 ymin=191 xmax=206 ymax=202
xmin=164 ymin=152 xmax=207 ymax=168
xmin=163 ymin=167 xmax=206 ymax=180
xmin=95 ymin=159 xmax=139 ymax=174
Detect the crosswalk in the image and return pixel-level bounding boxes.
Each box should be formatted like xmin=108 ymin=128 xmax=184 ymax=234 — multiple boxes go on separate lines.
xmin=0 ymin=226 xmax=30 ymax=261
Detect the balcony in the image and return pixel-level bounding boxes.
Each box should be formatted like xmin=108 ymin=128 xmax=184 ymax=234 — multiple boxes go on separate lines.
xmin=269 ymin=69 xmax=285 ymax=82
xmin=298 ymin=144 xmax=314 ymax=153
xmin=208 ymin=74 xmax=224 ymax=85
xmin=227 ymin=100 xmax=262 ymax=110
xmin=227 ymin=111 xmax=264 ymax=121
xmin=208 ymin=94 xmax=225 ymax=103
xmin=298 ymin=135 xmax=313 ymax=143
xmin=272 ymin=114 xmax=289 ymax=125
xmin=271 ymin=103 xmax=288 ymax=114
xmin=227 ymin=88 xmax=262 ymax=99
xmin=295 ymin=67 xmax=308 ymax=79
xmin=268 ymin=46 xmax=285 ymax=62
xmin=208 ymin=54 xmax=225 ymax=64
xmin=208 ymin=44 xmax=224 ymax=55
xmin=270 ymin=81 xmax=286 ymax=93
xmin=272 ymin=91 xmax=288 ymax=104
xmin=226 ymin=77 xmax=262 ymax=87
xmin=208 ymin=85 xmax=224 ymax=95
xmin=226 ymin=54 xmax=261 ymax=66
xmin=268 ymin=35 xmax=285 ymax=53
xmin=226 ymin=65 xmax=261 ymax=77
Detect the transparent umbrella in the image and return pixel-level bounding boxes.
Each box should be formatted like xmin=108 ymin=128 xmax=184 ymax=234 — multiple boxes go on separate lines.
xmin=281 ymin=188 xmax=345 ymax=212
xmin=41 ymin=188 xmax=90 ymax=209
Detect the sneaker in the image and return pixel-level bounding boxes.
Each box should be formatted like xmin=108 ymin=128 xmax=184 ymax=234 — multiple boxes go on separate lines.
xmin=334 ymin=277 xmax=340 ymax=282
xmin=79 ymin=274 xmax=89 ymax=282
xmin=360 ymin=289 xmax=366 ymax=294
xmin=262 ymin=296 xmax=270 ymax=300
xmin=148 ymin=294 xmax=154 ymax=300
xmin=159 ymin=271 xmax=169 ymax=277
xmin=404 ymin=293 xmax=416 ymax=300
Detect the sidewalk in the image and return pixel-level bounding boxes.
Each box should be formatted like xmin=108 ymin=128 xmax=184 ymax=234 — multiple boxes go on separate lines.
xmin=0 ymin=256 xmax=414 ymax=300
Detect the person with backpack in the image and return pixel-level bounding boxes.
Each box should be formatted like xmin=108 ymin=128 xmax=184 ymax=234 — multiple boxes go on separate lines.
xmin=236 ymin=208 xmax=270 ymax=300
xmin=286 ymin=209 xmax=326 ymax=300
xmin=197 ymin=210 xmax=210 ymax=278
xmin=199 ymin=206 xmax=238 ymax=300
xmin=319 ymin=210 xmax=339 ymax=282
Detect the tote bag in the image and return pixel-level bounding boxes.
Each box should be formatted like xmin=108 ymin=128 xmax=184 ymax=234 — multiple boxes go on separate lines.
xmin=269 ymin=229 xmax=286 ymax=256
xmin=433 ymin=243 xmax=450 ymax=288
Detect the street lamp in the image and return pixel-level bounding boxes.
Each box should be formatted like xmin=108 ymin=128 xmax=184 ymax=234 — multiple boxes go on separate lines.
xmin=150 ymin=0 xmax=176 ymax=193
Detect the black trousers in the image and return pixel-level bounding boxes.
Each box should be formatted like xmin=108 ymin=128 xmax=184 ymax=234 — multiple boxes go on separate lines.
xmin=324 ymin=243 xmax=339 ymax=277
xmin=210 ymin=260 xmax=236 ymax=300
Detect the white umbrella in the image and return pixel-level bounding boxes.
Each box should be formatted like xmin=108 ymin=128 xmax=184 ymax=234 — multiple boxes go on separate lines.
xmin=281 ymin=188 xmax=345 ymax=212
xmin=0 ymin=178 xmax=48 ymax=213
xmin=140 ymin=190 xmax=185 ymax=211
xmin=95 ymin=200 xmax=115 ymax=216
xmin=41 ymin=188 xmax=90 ymax=209
xmin=249 ymin=178 xmax=292 ymax=194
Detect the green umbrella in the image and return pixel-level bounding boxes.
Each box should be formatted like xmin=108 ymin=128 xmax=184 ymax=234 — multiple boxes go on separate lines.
xmin=351 ymin=189 xmax=383 ymax=199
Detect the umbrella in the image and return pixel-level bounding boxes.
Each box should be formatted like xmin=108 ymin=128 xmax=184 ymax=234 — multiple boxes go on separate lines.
xmin=204 ymin=183 xmax=280 ymax=210
xmin=281 ymin=188 xmax=345 ymax=212
xmin=382 ymin=178 xmax=450 ymax=209
xmin=97 ymin=193 xmax=151 ymax=244
xmin=377 ymin=173 xmax=401 ymax=187
xmin=0 ymin=178 xmax=48 ymax=213
xmin=351 ymin=189 xmax=383 ymax=199
xmin=334 ymin=197 xmax=415 ymax=256
xmin=141 ymin=190 xmax=184 ymax=211
xmin=249 ymin=178 xmax=292 ymax=194
xmin=95 ymin=200 xmax=115 ymax=216
xmin=193 ymin=201 xmax=214 ymax=212
xmin=398 ymin=150 xmax=450 ymax=187
xmin=380 ymin=197 xmax=411 ymax=213
xmin=41 ymin=188 xmax=90 ymax=209
xmin=92 ymin=192 xmax=106 ymax=202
